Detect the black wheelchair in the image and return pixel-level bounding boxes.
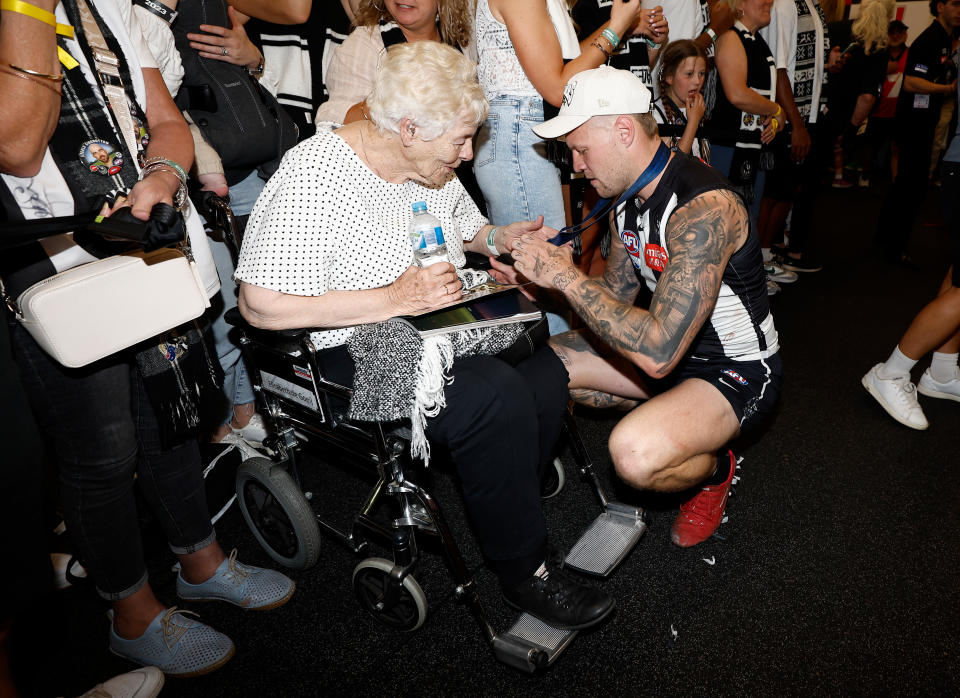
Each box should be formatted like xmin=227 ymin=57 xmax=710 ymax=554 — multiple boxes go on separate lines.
xmin=201 ymin=194 xmax=650 ymax=672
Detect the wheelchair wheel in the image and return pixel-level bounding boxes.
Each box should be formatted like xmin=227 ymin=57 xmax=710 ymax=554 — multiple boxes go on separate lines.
xmin=236 ymin=457 xmax=321 ymax=570
xmin=352 ymin=557 xmax=427 ymax=632
xmin=540 ymin=457 xmax=566 ymax=500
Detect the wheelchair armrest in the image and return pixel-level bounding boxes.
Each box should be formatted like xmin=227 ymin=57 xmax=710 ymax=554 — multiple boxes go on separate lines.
xmin=224 ymin=306 xmax=309 ymax=352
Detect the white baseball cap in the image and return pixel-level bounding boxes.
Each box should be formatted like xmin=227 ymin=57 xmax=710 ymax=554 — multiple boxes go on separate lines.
xmin=532 ymin=65 xmax=652 ymax=139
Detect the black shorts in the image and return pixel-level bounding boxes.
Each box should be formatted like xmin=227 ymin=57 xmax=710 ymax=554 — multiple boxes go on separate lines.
xmin=670 ymin=352 xmax=783 ymax=434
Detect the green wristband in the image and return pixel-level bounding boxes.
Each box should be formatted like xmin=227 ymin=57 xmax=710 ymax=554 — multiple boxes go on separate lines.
xmin=486 ymin=226 xmax=499 ymax=255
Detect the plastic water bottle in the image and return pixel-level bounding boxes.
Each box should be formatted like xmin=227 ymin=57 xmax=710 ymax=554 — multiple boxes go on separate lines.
xmin=408 ymin=201 xmax=449 ymax=267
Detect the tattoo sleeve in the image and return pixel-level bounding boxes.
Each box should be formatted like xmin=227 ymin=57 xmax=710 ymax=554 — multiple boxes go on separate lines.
xmin=562 ymin=190 xmax=747 ymax=377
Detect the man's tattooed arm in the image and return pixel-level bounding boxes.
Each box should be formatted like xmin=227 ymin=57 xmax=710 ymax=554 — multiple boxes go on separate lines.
xmin=562 ymin=190 xmax=747 ymax=377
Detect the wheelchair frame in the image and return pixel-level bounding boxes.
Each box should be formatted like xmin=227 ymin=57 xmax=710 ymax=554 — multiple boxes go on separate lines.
xmin=202 ymin=194 xmax=647 ymax=671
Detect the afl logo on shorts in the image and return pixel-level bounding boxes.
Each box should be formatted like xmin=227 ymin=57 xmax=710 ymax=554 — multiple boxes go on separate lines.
xmin=722 ymin=369 xmax=748 ymax=385
xmin=621 ymin=229 xmax=641 ymax=261
xmin=644 ymin=243 xmax=668 ymax=272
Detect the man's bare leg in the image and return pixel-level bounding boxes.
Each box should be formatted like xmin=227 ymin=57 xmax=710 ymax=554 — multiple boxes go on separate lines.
xmin=608 ymin=378 xmax=741 ymax=492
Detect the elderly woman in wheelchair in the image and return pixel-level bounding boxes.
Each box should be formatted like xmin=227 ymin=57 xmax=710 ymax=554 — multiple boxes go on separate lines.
xmin=233 ymin=41 xmax=614 ymax=633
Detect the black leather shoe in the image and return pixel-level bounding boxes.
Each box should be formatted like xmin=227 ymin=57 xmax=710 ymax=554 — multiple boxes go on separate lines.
xmin=503 ymin=561 xmax=615 ymax=630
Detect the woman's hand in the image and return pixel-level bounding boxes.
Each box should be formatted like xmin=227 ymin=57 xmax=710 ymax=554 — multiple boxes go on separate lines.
xmin=759 ymin=114 xmax=777 ymax=144
xmin=107 ymin=170 xmax=178 ymax=220
xmin=187 ymin=6 xmax=262 ymax=71
xmin=388 ymin=262 xmax=462 ymax=315
xmin=608 ymin=0 xmax=643 ymax=38
xmin=686 ymin=91 xmax=706 ymax=126
xmin=630 ymin=5 xmax=668 ymax=43
xmin=497 ymin=215 xmax=551 ymax=254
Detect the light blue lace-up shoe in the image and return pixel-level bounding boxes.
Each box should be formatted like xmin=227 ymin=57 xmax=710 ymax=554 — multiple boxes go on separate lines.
xmin=109 ymin=607 xmax=234 ymax=678
xmin=177 ymin=549 xmax=295 ymax=610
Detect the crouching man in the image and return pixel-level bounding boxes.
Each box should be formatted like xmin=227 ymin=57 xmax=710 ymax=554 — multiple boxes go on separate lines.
xmin=502 ymin=66 xmax=782 ymax=547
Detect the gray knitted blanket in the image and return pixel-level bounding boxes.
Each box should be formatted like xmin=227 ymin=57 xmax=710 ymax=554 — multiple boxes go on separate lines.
xmin=347 ymin=317 xmax=526 ymax=464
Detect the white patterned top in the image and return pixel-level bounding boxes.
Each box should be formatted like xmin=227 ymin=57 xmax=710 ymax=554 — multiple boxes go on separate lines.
xmin=474 ymin=0 xmax=539 ymax=100
xmin=234 ymin=124 xmax=488 ymax=349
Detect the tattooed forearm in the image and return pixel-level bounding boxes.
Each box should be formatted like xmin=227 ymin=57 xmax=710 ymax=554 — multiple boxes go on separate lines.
xmin=560 ymin=191 xmax=742 ymax=376
xmin=554 ymin=268 xmax=579 ymax=290
xmin=602 ymin=240 xmax=642 ymax=303
xmin=570 ymin=388 xmax=639 ymax=410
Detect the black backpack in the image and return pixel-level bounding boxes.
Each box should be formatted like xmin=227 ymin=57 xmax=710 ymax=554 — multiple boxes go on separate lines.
xmin=172 ymin=0 xmax=297 ymax=185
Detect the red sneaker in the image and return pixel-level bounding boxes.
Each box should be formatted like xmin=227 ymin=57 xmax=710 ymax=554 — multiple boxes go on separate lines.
xmin=671 ymin=451 xmax=737 ymax=548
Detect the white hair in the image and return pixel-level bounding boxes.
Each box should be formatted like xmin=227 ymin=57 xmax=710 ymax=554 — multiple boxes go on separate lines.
xmin=367 ymin=42 xmax=488 ymax=141
xmin=853 ymin=0 xmax=895 ymax=54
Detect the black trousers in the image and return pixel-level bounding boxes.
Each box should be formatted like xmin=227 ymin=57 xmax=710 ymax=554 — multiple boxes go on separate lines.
xmin=876 ymin=126 xmax=937 ymax=259
xmin=319 ymin=344 xmax=569 ymax=588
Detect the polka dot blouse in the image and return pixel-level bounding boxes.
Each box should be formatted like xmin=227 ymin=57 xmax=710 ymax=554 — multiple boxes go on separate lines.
xmin=234 ymin=123 xmax=488 ymax=348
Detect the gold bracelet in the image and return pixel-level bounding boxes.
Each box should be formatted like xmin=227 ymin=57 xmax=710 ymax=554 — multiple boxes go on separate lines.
xmin=8 ymin=62 xmax=63 ymax=80
xmin=0 ymin=62 xmax=60 ymax=93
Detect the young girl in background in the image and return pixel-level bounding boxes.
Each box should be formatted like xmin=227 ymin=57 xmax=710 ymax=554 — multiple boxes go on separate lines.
xmin=652 ymin=40 xmax=710 ymax=162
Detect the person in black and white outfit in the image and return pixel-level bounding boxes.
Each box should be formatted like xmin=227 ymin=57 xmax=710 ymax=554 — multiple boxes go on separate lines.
xmin=236 ymin=41 xmax=616 ymax=631
xmin=499 ymin=66 xmax=782 ymax=550
xmin=0 ymin=0 xmax=294 ymax=678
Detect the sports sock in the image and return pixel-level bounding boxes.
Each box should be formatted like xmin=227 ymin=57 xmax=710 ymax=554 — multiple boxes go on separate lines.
xmin=878 ymin=346 xmax=917 ymax=379
xmin=703 ymin=451 xmax=732 ymax=486
xmin=929 ymin=352 xmax=960 ymax=382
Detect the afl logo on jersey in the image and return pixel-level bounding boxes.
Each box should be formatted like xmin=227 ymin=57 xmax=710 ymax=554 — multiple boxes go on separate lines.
xmin=621 ymin=229 xmax=641 ymax=261
xmin=644 ymin=243 xmax=668 ymax=272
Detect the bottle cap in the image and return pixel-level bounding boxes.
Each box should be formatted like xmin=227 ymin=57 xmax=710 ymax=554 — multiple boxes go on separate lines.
xmin=412 ymin=201 xmax=427 ymax=213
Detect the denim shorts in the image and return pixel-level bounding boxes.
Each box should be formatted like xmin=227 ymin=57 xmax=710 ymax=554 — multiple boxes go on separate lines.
xmin=473 ymin=95 xmax=566 ymax=230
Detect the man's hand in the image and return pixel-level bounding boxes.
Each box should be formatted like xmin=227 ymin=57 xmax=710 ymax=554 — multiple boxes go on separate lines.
xmin=388 ymin=263 xmax=462 ymax=315
xmin=791 ymin=122 xmax=811 ymax=162
xmin=510 ymin=234 xmax=582 ymax=291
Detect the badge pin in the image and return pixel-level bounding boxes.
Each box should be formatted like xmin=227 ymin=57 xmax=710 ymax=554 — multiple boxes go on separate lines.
xmin=79 ymin=139 xmax=123 ymax=176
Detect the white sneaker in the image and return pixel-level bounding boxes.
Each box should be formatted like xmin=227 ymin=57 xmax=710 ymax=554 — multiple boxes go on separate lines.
xmin=764 ymin=262 xmax=799 ymax=284
xmin=79 ymin=667 xmax=164 ymax=698
xmin=766 ymin=279 xmax=781 ymax=296
xmin=861 ymin=364 xmax=929 ymax=430
xmin=231 ymin=412 xmax=268 ymax=445
xmin=917 ymin=368 xmax=960 ymax=403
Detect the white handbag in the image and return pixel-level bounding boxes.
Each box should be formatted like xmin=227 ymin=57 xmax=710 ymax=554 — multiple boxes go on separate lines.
xmin=7 ymin=245 xmax=211 ymax=368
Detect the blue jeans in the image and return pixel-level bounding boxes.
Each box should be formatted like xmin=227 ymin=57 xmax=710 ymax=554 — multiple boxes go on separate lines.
xmin=208 ymin=169 xmax=266 ymax=422
xmin=9 ymin=321 xmax=215 ymax=601
xmin=474 ymin=96 xmax=570 ymax=334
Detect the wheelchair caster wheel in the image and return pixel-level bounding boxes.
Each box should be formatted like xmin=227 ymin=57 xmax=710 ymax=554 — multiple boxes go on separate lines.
xmin=236 ymin=457 xmax=321 ymax=570
xmin=540 ymin=457 xmax=566 ymax=500
xmin=352 ymin=557 xmax=427 ymax=632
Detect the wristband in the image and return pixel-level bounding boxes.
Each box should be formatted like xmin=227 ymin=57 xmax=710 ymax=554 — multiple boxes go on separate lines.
xmin=486 ymin=226 xmax=500 ymax=256
xmin=1 ymin=0 xmax=74 ymax=38
xmin=591 ymin=40 xmax=612 ymax=60
xmin=131 ymin=0 xmax=178 ymax=25
xmin=248 ymin=53 xmax=265 ymax=79
xmin=642 ymin=36 xmax=657 ymax=49
xmin=704 ymin=27 xmax=718 ymax=45
xmin=601 ymin=27 xmax=620 ymax=49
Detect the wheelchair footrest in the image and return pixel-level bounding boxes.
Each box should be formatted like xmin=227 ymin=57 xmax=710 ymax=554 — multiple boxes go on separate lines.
xmin=564 ymin=503 xmax=647 ymax=577
xmin=492 ymin=614 xmax=577 ymax=673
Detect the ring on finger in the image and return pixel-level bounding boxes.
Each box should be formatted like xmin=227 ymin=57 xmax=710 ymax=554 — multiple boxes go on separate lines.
xmin=221 ymin=47 xmax=228 ymax=56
